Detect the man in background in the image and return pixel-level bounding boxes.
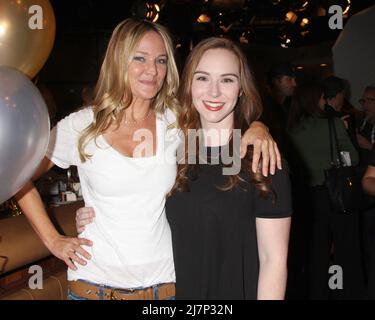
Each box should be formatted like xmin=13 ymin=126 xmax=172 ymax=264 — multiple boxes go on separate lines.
xmin=260 ymin=62 xmax=297 ymax=155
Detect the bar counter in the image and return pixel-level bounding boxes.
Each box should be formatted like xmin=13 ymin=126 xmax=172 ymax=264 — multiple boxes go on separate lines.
xmin=0 ymin=200 xmax=82 ymax=274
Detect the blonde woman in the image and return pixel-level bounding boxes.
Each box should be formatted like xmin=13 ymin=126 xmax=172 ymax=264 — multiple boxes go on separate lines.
xmin=16 ymin=19 xmax=280 ymax=300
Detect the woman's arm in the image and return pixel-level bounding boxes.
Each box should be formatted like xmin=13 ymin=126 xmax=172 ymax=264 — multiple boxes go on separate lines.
xmin=256 ymin=217 xmax=291 ymax=300
xmin=241 ymin=121 xmax=282 ymax=176
xmin=15 ymin=157 xmax=92 ymax=270
xmin=363 ymin=165 xmax=375 ymax=196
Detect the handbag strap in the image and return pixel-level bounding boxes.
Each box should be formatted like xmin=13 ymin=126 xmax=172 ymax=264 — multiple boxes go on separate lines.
xmin=327 ymin=116 xmax=343 ymax=167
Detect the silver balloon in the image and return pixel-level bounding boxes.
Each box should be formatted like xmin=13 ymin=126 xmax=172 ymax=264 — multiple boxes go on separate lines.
xmin=0 ymin=66 xmax=50 ymax=204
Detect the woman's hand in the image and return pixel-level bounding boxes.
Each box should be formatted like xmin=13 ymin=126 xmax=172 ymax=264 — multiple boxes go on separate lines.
xmin=241 ymin=121 xmax=282 ymax=176
xmin=76 ymin=206 xmax=96 ymax=234
xmin=341 ymin=115 xmax=350 ymax=129
xmin=47 ymin=234 xmax=93 ymax=271
xmin=357 ymin=133 xmax=373 ymax=150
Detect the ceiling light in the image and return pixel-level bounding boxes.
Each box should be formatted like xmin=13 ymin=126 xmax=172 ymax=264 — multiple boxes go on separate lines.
xmin=280 ymin=35 xmax=292 ymax=48
xmin=197 ymin=14 xmax=211 ymax=23
xmin=285 ymin=11 xmax=298 ymax=24
xmin=0 ymin=22 xmax=7 ymax=37
xmin=239 ymin=30 xmax=255 ymax=44
xmin=300 ymin=18 xmax=309 ymax=27
xmin=317 ymin=6 xmax=326 ymax=16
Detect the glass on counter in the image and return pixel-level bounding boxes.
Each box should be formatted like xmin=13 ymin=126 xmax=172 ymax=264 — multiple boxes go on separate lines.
xmin=0 ymin=198 xmax=23 ymax=219
xmin=35 ymin=166 xmax=82 ymax=205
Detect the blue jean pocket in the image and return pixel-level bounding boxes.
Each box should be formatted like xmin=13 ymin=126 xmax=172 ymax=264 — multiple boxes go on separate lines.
xmin=67 ymin=289 xmax=89 ymax=300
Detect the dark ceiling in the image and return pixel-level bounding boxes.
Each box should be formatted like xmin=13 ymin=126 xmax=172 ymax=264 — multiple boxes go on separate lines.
xmin=50 ymin=0 xmax=375 ymax=48
xmin=40 ymin=0 xmax=375 ymax=118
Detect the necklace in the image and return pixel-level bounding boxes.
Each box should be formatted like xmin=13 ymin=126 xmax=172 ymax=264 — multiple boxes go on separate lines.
xmin=123 ymin=110 xmax=153 ymax=125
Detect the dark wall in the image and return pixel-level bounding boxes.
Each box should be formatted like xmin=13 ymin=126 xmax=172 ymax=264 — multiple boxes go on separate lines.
xmin=38 ymin=31 xmax=111 ymax=120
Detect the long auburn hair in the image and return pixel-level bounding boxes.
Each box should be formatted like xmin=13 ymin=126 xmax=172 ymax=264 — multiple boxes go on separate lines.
xmin=78 ymin=18 xmax=179 ymax=162
xmin=170 ymin=37 xmax=272 ymax=197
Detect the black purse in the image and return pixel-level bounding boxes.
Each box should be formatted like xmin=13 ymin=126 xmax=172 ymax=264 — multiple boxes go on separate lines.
xmin=324 ymin=117 xmax=364 ymax=213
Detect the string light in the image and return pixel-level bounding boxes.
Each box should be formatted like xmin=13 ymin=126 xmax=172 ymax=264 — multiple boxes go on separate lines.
xmin=295 ymin=0 xmax=309 ymax=12
xmin=145 ymin=2 xmax=160 ymax=23
xmin=343 ymin=0 xmax=351 ymax=15
xmin=138 ymin=0 xmax=356 ymax=48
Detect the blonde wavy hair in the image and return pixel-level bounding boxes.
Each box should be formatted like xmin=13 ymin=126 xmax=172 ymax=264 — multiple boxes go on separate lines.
xmin=170 ymin=37 xmax=273 ymax=197
xmin=78 ymin=18 xmax=180 ymax=162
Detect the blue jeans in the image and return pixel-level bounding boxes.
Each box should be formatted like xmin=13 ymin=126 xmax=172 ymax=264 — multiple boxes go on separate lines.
xmin=67 ymin=289 xmax=89 ymax=300
xmin=67 ymin=279 xmax=175 ymax=300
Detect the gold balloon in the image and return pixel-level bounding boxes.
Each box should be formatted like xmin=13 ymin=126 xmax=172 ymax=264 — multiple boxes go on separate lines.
xmin=0 ymin=0 xmax=55 ymax=78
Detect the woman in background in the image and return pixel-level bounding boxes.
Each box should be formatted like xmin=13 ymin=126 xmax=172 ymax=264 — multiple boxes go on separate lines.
xmin=288 ymin=82 xmax=364 ymax=299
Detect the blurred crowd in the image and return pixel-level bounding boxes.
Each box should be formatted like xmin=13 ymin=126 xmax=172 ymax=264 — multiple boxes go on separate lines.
xmin=260 ymin=63 xmax=375 ymax=299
